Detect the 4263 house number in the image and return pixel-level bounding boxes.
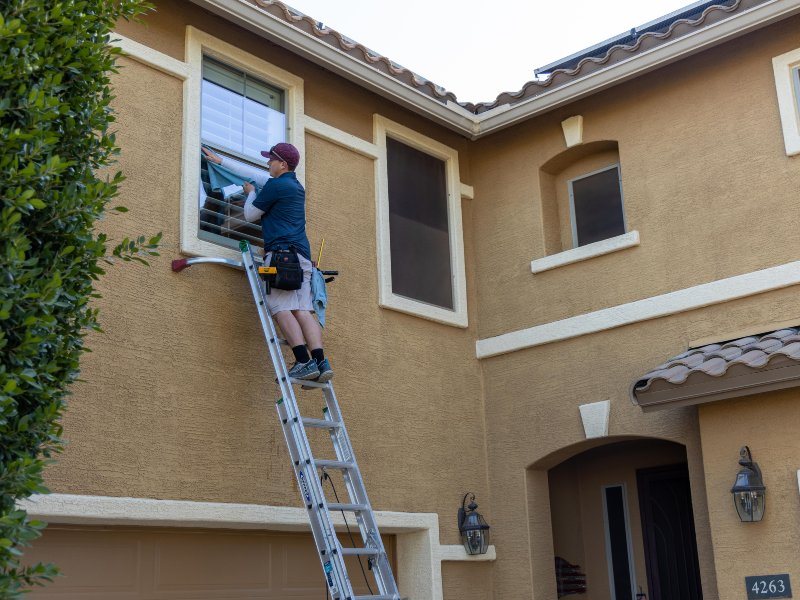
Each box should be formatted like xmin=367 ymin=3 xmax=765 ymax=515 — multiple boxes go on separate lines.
xmin=746 ymin=575 xmax=792 ymax=599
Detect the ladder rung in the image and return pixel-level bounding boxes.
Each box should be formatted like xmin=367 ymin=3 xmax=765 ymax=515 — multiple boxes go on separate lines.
xmin=340 ymin=547 xmax=380 ymax=557
xmin=302 ymin=417 xmax=342 ymax=429
xmin=353 ymin=595 xmax=400 ymax=600
xmin=327 ymin=502 xmax=368 ymax=512
xmin=292 ymin=378 xmax=329 ymax=388
xmin=315 ymin=459 xmax=354 ymax=470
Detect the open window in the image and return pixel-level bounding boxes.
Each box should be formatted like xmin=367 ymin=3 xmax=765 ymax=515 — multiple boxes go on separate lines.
xmin=198 ymin=57 xmax=286 ymax=250
xmin=181 ymin=27 xmax=304 ymax=259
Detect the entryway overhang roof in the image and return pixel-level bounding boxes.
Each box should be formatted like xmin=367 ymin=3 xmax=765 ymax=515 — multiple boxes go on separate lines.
xmin=631 ymin=327 xmax=800 ymax=412
xmin=187 ymin=0 xmax=800 ymax=139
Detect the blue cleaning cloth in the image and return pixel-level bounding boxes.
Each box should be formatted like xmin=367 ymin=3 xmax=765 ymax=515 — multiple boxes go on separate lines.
xmin=311 ymin=268 xmax=328 ymax=328
xmin=205 ymin=158 xmax=261 ymax=193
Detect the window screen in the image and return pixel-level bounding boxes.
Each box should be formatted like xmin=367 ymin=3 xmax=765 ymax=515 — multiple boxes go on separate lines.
xmin=570 ymin=165 xmax=625 ymax=247
xmin=386 ymin=138 xmax=453 ymax=309
xmin=198 ymin=58 xmax=287 ymax=250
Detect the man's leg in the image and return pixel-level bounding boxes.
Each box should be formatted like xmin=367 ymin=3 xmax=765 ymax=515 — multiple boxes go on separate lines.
xmin=293 ymin=310 xmax=332 ymax=381
xmin=292 ymin=309 xmax=322 ymax=349
xmin=274 ymin=310 xmax=305 ymax=347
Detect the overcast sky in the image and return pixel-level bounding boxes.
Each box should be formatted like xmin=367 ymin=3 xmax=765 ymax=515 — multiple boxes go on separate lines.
xmin=284 ymin=0 xmax=700 ymax=103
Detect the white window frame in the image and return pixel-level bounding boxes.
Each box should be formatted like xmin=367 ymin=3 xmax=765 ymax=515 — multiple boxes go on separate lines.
xmin=180 ymin=26 xmax=305 ymax=259
xmin=773 ymin=46 xmax=800 ymax=157
xmin=567 ymin=163 xmax=626 ymax=249
xmin=601 ymin=483 xmax=638 ymax=600
xmin=373 ymin=115 xmax=468 ymax=328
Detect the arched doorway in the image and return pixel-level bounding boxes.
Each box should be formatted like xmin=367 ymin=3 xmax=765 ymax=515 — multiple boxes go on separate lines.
xmin=544 ymin=438 xmax=702 ymax=600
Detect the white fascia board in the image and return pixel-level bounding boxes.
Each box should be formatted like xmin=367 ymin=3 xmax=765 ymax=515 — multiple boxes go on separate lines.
xmin=187 ymin=0 xmax=476 ymax=135
xmin=188 ymin=0 xmax=799 ymax=139
xmin=475 ymin=0 xmax=800 ymax=136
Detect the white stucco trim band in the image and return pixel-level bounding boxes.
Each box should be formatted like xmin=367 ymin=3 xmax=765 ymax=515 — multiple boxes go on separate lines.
xmin=20 ymin=493 xmax=495 ymax=600
xmin=477 ymin=259 xmax=800 ymax=359
xmin=109 ymin=33 xmax=190 ymax=80
xmin=303 ymin=115 xmax=380 ymax=159
xmin=530 ymin=231 xmax=640 ymax=274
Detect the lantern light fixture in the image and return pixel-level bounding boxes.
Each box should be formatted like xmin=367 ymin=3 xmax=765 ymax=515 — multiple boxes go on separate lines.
xmin=457 ymin=492 xmax=491 ymax=555
xmin=731 ymin=446 xmax=766 ymax=522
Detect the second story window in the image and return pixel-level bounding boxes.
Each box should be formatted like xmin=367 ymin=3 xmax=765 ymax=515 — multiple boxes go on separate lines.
xmin=568 ymin=164 xmax=626 ymax=247
xmin=386 ymin=137 xmax=454 ymax=310
xmin=199 ymin=57 xmax=287 ymax=249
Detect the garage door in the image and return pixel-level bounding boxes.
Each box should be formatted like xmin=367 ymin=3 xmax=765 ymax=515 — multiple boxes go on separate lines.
xmin=23 ymin=526 xmax=396 ymax=599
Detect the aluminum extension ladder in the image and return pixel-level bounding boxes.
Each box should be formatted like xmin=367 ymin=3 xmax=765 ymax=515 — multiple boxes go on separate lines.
xmin=172 ymin=240 xmax=400 ymax=600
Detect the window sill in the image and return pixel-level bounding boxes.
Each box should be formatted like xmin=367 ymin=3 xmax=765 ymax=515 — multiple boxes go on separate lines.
xmin=380 ymin=293 xmax=468 ymax=328
xmin=530 ymin=230 xmax=640 ymax=274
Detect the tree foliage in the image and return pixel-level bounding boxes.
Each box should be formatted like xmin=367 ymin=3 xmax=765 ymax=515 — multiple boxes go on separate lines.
xmin=0 ymin=1 xmax=153 ymax=596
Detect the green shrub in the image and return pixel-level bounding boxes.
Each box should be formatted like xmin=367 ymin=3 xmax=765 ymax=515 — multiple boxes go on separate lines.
xmin=0 ymin=1 xmax=153 ymax=596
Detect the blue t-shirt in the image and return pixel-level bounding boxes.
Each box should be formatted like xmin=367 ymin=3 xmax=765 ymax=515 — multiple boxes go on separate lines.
xmin=252 ymin=172 xmax=311 ymax=260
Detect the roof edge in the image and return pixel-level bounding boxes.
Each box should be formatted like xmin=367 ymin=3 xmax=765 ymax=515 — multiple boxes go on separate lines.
xmin=631 ymin=361 xmax=800 ymax=412
xmin=187 ymin=0 xmax=480 ymax=136
xmin=187 ymin=0 xmax=800 ymax=138
xmin=475 ymin=0 xmax=800 ymax=136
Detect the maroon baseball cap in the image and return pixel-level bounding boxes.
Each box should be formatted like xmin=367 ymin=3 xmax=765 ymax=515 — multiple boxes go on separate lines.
xmin=261 ymin=142 xmax=300 ymax=168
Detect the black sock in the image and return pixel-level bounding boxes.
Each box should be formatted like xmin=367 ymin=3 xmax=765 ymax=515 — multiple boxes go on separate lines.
xmin=310 ymin=348 xmax=325 ymax=365
xmin=292 ymin=345 xmax=310 ymax=363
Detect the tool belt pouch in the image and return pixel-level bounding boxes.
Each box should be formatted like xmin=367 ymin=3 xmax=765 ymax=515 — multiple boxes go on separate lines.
xmin=270 ymin=249 xmax=303 ymax=291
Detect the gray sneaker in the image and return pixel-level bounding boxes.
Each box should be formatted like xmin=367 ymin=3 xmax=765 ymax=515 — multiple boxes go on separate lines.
xmin=288 ymin=359 xmax=320 ymax=381
xmin=301 ymin=359 xmax=333 ymax=390
xmin=316 ymin=358 xmax=333 ymax=383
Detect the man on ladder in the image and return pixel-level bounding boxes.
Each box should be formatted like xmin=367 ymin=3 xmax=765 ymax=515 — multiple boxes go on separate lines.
xmin=203 ymin=142 xmax=332 ymax=383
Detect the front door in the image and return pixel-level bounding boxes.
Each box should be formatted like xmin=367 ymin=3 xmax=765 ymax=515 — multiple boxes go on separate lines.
xmin=637 ymin=463 xmax=703 ymax=600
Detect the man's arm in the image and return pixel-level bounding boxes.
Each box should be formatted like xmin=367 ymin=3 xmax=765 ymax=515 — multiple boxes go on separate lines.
xmin=202 ymin=146 xmax=270 ymax=186
xmin=242 ymin=183 xmax=265 ymax=222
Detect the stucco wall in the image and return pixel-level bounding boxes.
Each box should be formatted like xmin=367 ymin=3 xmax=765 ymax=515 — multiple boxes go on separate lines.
xmin=469 ymin=16 xmax=800 ymax=340
xmin=470 ymin=19 xmax=800 ymax=597
xmin=699 ymin=390 xmax=800 ymax=600
xmin=48 ymin=0 xmax=487 ymax=576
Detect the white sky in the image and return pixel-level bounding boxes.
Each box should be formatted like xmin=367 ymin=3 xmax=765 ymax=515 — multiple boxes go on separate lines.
xmin=284 ymin=0 xmax=700 ymax=103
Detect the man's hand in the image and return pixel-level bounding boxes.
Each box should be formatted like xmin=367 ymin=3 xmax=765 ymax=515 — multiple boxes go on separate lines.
xmin=243 ymin=182 xmax=255 ymax=195
xmin=201 ymin=146 xmax=222 ymax=164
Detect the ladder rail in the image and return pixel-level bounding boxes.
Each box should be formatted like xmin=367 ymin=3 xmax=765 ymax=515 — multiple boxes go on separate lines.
xmin=322 ymin=385 xmax=397 ymax=595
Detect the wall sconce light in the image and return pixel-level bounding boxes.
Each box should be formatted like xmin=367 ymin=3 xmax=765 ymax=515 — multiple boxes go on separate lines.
xmin=457 ymin=492 xmax=491 ymax=555
xmin=731 ymin=446 xmax=766 ymax=522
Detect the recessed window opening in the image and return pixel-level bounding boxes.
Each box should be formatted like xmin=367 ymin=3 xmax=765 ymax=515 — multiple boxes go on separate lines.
xmin=386 ymin=137 xmax=454 ymax=310
xmin=568 ymin=164 xmax=626 ymax=247
xmin=602 ymin=484 xmax=636 ymax=600
xmin=199 ymin=57 xmax=287 ymax=250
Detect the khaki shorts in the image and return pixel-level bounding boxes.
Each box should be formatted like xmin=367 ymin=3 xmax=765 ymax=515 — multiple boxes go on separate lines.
xmin=264 ymin=251 xmax=313 ymax=315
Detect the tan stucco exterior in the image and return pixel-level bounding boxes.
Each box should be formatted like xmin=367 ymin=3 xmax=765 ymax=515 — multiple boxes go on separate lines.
xmin=26 ymin=2 xmax=800 ymax=599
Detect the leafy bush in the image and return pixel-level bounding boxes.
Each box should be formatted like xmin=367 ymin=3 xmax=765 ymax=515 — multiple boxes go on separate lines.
xmin=0 ymin=1 xmax=153 ymax=596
